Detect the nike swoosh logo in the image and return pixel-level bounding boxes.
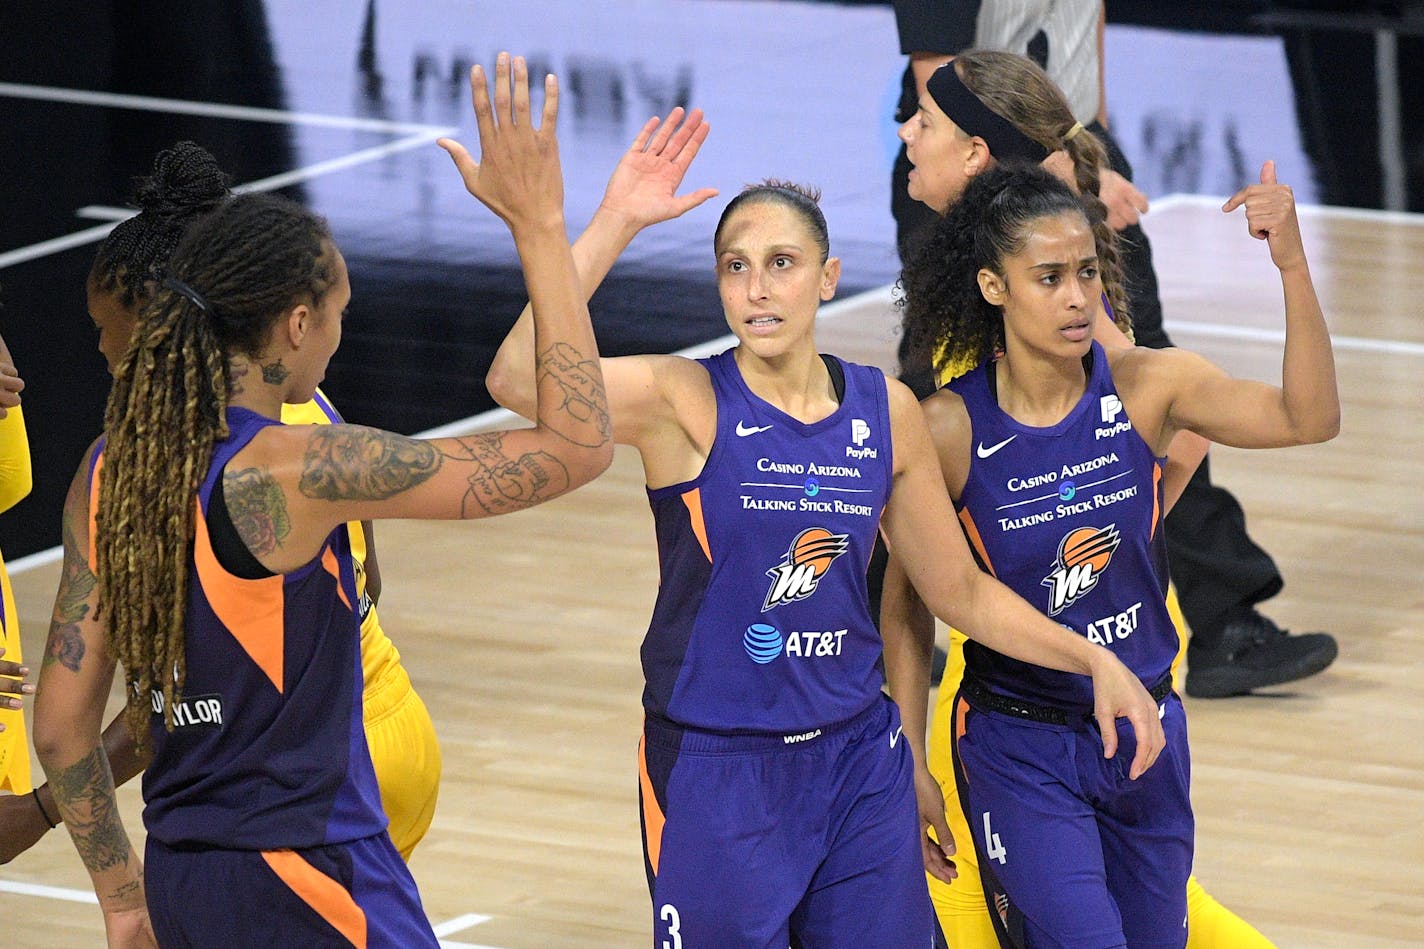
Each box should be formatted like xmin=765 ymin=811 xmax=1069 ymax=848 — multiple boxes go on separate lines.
xmin=976 ymin=435 xmax=1017 ymax=458
xmin=736 ymin=421 xmax=773 ymax=437
xmin=889 ymin=725 xmax=904 ymax=749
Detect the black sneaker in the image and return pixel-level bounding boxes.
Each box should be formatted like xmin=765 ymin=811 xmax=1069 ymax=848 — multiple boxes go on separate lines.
xmin=1185 ymin=609 xmax=1338 ymax=698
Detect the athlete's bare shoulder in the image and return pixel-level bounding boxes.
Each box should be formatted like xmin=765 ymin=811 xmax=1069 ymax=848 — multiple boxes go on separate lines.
xmin=619 ymin=353 xmax=716 ymax=487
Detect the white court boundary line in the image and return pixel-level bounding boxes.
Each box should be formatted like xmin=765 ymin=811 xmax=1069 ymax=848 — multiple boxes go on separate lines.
xmin=1149 ymin=191 xmax=1424 ymax=226
xmin=0 ymin=82 xmax=449 ymax=134
xmin=0 ymin=83 xmax=455 ymax=272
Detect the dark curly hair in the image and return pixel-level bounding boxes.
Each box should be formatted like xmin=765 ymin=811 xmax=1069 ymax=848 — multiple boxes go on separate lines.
xmin=950 ymin=51 xmax=1131 ymax=332
xmin=900 ymin=163 xmax=1105 ymax=372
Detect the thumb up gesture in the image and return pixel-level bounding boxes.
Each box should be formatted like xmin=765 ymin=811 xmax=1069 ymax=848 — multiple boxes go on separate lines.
xmin=1222 ymin=160 xmax=1307 ymax=272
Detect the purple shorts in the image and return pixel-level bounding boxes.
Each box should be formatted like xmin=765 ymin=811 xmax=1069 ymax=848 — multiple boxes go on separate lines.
xmin=639 ymin=694 xmax=935 ymax=948
xmin=145 ymin=832 xmax=436 ymax=948
xmin=951 ymin=689 xmax=1192 ymax=949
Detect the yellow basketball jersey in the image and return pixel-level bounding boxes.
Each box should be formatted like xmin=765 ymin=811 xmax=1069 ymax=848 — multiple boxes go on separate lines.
xmin=0 ymin=407 xmax=33 ymax=794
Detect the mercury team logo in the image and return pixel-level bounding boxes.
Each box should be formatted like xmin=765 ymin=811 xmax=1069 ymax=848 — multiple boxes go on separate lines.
xmin=762 ymin=527 xmax=850 ymax=611
xmin=1041 ymin=524 xmax=1121 ymax=615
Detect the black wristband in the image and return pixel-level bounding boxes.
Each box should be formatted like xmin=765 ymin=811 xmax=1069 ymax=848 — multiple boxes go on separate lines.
xmin=32 ymin=785 xmax=58 ymax=828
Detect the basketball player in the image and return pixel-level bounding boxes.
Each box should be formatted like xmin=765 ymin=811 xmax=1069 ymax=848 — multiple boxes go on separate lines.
xmin=32 ymin=54 xmax=610 ymax=945
xmin=888 ymin=0 xmax=1339 ymax=700
xmin=0 ymin=141 xmax=442 ymax=869
xmin=891 ymin=50 xmax=1276 ymax=947
xmin=884 ymin=161 xmax=1337 ymax=947
xmin=486 ymin=115 xmax=1166 ymax=944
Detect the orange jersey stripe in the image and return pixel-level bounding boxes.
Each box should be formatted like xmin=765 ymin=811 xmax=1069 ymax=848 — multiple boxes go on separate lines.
xmin=637 ymin=733 xmax=666 ymax=876
xmin=192 ymin=499 xmax=286 ymax=693
xmin=956 ymin=509 xmax=996 ymax=577
xmin=322 ymin=546 xmax=354 ymax=614
xmin=86 ymin=452 xmax=105 ymax=572
xmin=681 ymin=488 xmax=712 ymax=563
xmin=1150 ymin=461 xmax=1163 ymax=542
xmin=261 ymin=849 xmax=368 ymax=948
xmin=953 ymin=696 xmax=971 ymax=793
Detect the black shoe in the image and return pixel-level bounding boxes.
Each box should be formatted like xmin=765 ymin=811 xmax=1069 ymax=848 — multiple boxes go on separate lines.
xmin=1185 ymin=609 xmax=1338 ymax=698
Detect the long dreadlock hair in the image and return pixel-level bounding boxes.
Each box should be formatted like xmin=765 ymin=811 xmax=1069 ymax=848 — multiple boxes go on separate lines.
xmin=97 ymin=193 xmax=334 ymax=742
xmin=89 ymin=142 xmax=231 ymax=309
xmin=900 ymin=163 xmax=1101 ymax=372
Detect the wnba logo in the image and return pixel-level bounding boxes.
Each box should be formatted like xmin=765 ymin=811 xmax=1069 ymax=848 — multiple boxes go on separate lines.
xmin=1041 ymin=524 xmax=1121 ymax=615
xmin=762 ymin=527 xmax=850 ymax=611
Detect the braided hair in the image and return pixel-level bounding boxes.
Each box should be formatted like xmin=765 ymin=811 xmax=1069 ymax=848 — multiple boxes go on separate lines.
xmin=950 ymin=51 xmax=1131 ymax=338
xmin=97 ymin=193 xmax=334 ymax=741
xmin=89 ymin=142 xmax=231 ymax=310
xmin=900 ymin=163 xmax=1098 ymax=372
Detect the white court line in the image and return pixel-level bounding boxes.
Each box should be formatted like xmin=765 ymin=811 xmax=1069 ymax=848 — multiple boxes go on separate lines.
xmin=434 ymin=912 xmax=492 ymax=936
xmin=1 ymin=130 xmax=452 ymax=272
xmin=1149 ymin=192 xmax=1424 ymax=226
xmin=0 ymin=879 xmax=99 ymax=904
xmin=1164 ymin=320 xmax=1424 ymax=357
xmin=0 ymin=82 xmax=450 ymax=136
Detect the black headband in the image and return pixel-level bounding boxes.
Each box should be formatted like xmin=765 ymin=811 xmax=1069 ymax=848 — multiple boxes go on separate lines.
xmin=926 ymin=64 xmax=1050 ymax=164
xmin=163 ymin=275 xmax=214 ymax=314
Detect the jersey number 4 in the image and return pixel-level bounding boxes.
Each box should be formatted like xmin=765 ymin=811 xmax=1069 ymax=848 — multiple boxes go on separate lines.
xmin=982 ymin=811 xmax=1008 ymax=864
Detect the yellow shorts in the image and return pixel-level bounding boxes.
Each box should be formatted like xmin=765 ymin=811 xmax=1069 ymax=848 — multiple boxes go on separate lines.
xmin=364 ymin=657 xmax=441 ymax=860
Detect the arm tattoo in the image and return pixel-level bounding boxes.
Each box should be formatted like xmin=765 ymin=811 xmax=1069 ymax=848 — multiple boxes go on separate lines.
xmin=45 ymin=493 xmax=95 ymax=672
xmin=50 ymin=747 xmax=134 ymax=874
xmin=441 ymin=433 xmax=571 ymax=516
xmin=260 ymin=358 xmax=290 ymax=385
xmin=299 ymin=427 xmax=442 ymax=501
xmin=223 ymin=466 xmax=292 ymax=557
xmin=538 ymin=342 xmax=612 ymax=447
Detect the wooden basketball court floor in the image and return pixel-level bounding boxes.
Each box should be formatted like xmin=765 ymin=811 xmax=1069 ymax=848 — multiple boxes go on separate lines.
xmin=2 ymin=198 xmax=1421 ymax=946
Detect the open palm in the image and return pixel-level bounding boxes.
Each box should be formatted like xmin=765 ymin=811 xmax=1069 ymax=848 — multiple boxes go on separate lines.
xmin=599 ymin=107 xmax=719 ymax=228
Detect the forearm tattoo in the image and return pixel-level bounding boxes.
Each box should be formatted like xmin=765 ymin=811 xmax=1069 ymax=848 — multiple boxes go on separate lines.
xmin=297 ymin=426 xmax=576 ymax=518
xmin=537 ymin=342 xmax=612 ymax=447
xmin=224 ymin=466 xmax=292 ymax=557
xmin=51 ymin=747 xmax=134 ymax=874
xmin=45 ymin=496 xmax=95 ymax=672
xmin=440 ymin=433 xmax=571 ymax=516
xmin=299 ymin=427 xmax=442 ymax=501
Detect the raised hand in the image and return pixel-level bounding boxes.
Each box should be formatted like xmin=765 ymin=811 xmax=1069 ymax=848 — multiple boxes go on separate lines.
xmin=599 ymin=108 xmax=719 ymax=229
xmin=1099 ymin=168 xmax=1150 ymax=232
xmin=438 ymin=52 xmax=564 ymax=234
xmin=1222 ymin=160 xmax=1307 ymax=272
